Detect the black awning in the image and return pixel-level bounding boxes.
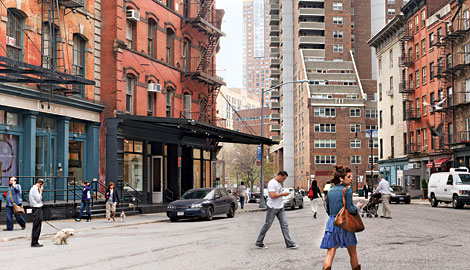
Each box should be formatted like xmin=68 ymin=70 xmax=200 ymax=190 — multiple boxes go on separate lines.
xmin=116 ymin=114 xmax=277 ymax=146
xmin=0 ymin=55 xmax=95 ymax=85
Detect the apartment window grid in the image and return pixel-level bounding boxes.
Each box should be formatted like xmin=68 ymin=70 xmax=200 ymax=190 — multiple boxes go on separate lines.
xmin=314 ymin=123 xmax=336 ymax=133
xmin=6 ymin=10 xmax=24 ymax=61
xmin=369 ymin=138 xmax=379 ymax=148
xmin=415 ymin=69 xmax=420 ymax=88
xmin=429 ymin=33 xmax=434 ymax=47
xmin=333 ymin=2 xmax=343 ymax=11
xmin=369 ymin=155 xmax=379 ymax=164
xmin=388 ymin=9 xmax=396 ymax=16
xmin=465 ymin=44 xmax=470 ymax=64
xmin=366 ymin=109 xmax=377 ymax=118
xmin=421 ymin=10 xmax=426 ymax=28
xmin=421 ymin=39 xmax=426 ymax=56
xmin=350 ymin=139 xmax=361 ymax=148
xmin=333 ymin=16 xmax=343 ymax=25
xmin=388 ymin=0 xmax=395 ymax=4
xmin=415 ymin=43 xmax=419 ymax=59
xmin=333 ymin=44 xmax=343 ymax=53
xmin=350 ymin=108 xmax=361 ymax=117
xmin=414 ymin=15 xmax=419 ymax=32
xmin=350 ymin=124 xmax=361 ymax=133
xmin=315 ymin=155 xmax=336 ymax=164
xmin=314 ymin=139 xmax=336 ymax=148
xmin=416 ymin=98 xmax=421 ymax=116
xmin=422 ymin=66 xmax=427 ymax=85
xmin=366 ymin=125 xmax=377 ymax=130
xmin=423 ymin=128 xmax=428 ymax=148
xmin=422 ymin=95 xmax=427 ymax=115
xmin=333 ymin=30 xmax=344 ymax=39
xmin=314 ymin=108 xmax=336 ymax=117
xmin=350 ymin=155 xmax=361 ymax=164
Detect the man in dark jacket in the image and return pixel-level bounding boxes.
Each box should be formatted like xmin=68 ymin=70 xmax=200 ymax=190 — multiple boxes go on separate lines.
xmin=76 ymin=181 xmax=92 ymax=222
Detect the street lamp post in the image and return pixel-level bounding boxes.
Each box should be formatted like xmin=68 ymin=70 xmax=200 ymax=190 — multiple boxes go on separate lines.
xmin=259 ymin=80 xmax=309 ymax=208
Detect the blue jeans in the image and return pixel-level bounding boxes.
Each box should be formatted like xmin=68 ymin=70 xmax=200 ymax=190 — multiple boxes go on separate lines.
xmin=5 ymin=205 xmax=26 ymax=230
xmin=240 ymin=196 xmax=245 ymax=209
xmin=78 ymin=200 xmax=91 ymax=220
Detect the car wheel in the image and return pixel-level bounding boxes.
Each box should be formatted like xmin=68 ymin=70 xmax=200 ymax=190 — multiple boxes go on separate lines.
xmin=453 ymin=195 xmax=464 ymax=209
xmin=205 ymin=206 xmax=214 ymax=221
xmin=430 ymin=194 xmax=438 ymax=207
xmin=405 ymin=200 xmax=410 ymax=204
xmin=170 ymin=217 xmax=178 ymax=222
xmin=227 ymin=204 xmax=235 ymax=218
xmin=291 ymin=200 xmax=296 ymax=210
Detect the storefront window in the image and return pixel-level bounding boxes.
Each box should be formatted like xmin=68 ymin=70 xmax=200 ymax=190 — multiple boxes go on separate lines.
xmin=36 ymin=116 xmax=55 ymax=130
xmin=193 ymin=160 xmax=201 ymax=188
xmin=6 ymin=112 xmax=19 ymax=126
xmin=203 ymin=150 xmax=210 ymax=160
xmin=68 ymin=141 xmax=84 ymax=185
xmin=193 ymin=149 xmax=201 ymax=159
xmin=124 ymin=139 xmax=143 ymax=191
xmin=0 ymin=134 xmax=18 ymax=186
xmin=0 ymin=110 xmax=4 ymax=124
xmin=69 ymin=121 xmax=85 ymax=135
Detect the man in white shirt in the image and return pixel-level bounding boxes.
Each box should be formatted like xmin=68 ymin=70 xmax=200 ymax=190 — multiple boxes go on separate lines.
xmin=29 ymin=179 xmax=45 ymax=247
xmin=255 ymin=171 xmax=298 ymax=249
xmin=375 ymin=175 xmax=392 ymax=219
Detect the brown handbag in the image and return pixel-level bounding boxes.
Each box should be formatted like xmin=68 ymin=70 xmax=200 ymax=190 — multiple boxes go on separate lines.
xmin=334 ymin=187 xmax=364 ymax=232
xmin=9 ymin=189 xmax=25 ymax=215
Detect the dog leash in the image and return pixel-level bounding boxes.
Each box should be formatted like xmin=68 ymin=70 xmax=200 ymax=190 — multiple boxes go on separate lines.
xmin=44 ymin=220 xmax=61 ymax=232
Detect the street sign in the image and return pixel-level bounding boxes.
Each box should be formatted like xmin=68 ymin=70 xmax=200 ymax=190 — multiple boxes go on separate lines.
xmin=257 ymin=145 xmax=262 ymax=162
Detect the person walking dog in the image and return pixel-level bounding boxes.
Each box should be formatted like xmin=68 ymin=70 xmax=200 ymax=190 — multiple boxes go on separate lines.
xmin=76 ymin=181 xmax=92 ymax=222
xmin=375 ymin=175 xmax=392 ymax=219
xmin=30 ymin=179 xmax=45 ymax=247
xmin=105 ymin=182 xmax=120 ymax=222
xmin=255 ymin=171 xmax=298 ymax=249
xmin=321 ymin=166 xmax=363 ymax=270
xmin=308 ymin=179 xmax=323 ymax=218
xmin=3 ymin=177 xmax=26 ymax=231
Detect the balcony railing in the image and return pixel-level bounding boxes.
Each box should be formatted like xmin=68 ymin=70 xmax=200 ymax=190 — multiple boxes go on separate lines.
xmin=456 ymin=131 xmax=470 ymax=144
xmin=454 ymin=92 xmax=470 ymax=106
xmin=399 ymin=55 xmax=414 ymax=67
xmin=406 ymin=143 xmax=418 ymax=154
xmin=399 ymin=81 xmax=414 ymax=93
xmin=185 ymin=0 xmax=223 ymax=34
xmin=405 ymin=108 xmax=420 ymax=120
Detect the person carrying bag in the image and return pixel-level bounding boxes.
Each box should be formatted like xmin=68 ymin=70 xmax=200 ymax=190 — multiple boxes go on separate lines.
xmin=2 ymin=177 xmax=26 ymax=231
xmin=334 ymin=187 xmax=364 ymax=232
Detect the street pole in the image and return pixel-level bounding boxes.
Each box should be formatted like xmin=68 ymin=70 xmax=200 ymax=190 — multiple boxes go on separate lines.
xmin=259 ymin=80 xmax=309 ymax=208
xmin=370 ymin=129 xmax=374 ymax=189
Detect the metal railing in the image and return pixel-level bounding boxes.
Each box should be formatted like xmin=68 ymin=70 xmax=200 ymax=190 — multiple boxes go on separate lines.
xmin=123 ymin=182 xmax=143 ymax=208
xmin=399 ymin=55 xmax=414 ymax=67
xmin=454 ymin=92 xmax=470 ymax=106
xmin=456 ymin=131 xmax=470 ymax=144
xmin=399 ymin=81 xmax=414 ymax=93
xmin=179 ymin=111 xmax=227 ymax=128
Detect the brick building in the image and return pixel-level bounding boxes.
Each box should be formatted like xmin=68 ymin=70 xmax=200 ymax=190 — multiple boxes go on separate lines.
xmin=233 ymin=107 xmax=271 ymax=136
xmin=0 ymin=0 xmax=102 ymax=202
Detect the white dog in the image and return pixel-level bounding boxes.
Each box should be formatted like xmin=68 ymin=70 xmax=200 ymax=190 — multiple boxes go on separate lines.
xmin=120 ymin=211 xmax=126 ymax=223
xmin=52 ymin=228 xmax=75 ymax=245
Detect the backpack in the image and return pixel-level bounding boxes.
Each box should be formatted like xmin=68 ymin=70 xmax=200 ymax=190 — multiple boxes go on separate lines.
xmin=308 ymin=188 xmax=314 ymax=199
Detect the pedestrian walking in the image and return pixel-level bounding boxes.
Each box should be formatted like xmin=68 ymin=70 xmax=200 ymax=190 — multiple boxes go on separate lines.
xmin=105 ymin=182 xmax=120 ymax=222
xmin=76 ymin=181 xmax=92 ymax=222
xmin=363 ymin=183 xmax=369 ymax=199
xmin=321 ymin=166 xmax=363 ymax=270
xmin=308 ymin=179 xmax=323 ymax=218
xmin=3 ymin=177 xmax=27 ymax=231
xmin=323 ymin=181 xmax=332 ymax=197
xmin=238 ymin=182 xmax=246 ymax=209
xmin=375 ymin=175 xmax=392 ymax=219
xmin=30 ymin=178 xmax=45 ymax=247
xmin=255 ymin=171 xmax=298 ymax=249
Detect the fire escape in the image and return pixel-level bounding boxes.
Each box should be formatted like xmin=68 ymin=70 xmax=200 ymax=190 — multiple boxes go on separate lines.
xmin=0 ymin=0 xmax=94 ymax=97
xmin=399 ymin=28 xmax=419 ymax=155
xmin=183 ymin=0 xmax=226 ymax=125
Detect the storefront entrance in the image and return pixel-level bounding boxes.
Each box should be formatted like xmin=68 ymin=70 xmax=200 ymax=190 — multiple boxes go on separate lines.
xmin=35 ymin=134 xmax=57 ymax=200
xmin=152 ymin=156 xmax=163 ymax=203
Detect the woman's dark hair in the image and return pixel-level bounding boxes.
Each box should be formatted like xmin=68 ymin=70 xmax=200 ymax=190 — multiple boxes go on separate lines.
xmin=331 ymin=166 xmax=352 ymax=185
xmin=311 ymin=180 xmax=318 ymax=189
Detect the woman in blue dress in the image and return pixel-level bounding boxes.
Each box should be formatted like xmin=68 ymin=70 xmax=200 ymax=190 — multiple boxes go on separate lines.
xmin=321 ymin=166 xmax=363 ymax=270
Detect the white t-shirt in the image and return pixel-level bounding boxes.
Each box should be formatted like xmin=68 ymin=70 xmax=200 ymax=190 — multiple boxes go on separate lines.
xmin=267 ymin=178 xmax=283 ymax=209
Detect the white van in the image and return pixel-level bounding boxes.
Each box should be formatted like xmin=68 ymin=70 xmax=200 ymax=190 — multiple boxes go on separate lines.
xmin=428 ymin=167 xmax=470 ymax=209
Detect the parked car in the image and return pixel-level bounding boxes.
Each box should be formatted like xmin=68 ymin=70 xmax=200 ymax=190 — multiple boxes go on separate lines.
xmin=248 ymin=192 xmax=260 ymax=203
xmin=389 ymin=185 xmax=411 ymax=204
xmin=166 ymin=188 xmax=238 ymax=222
xmin=428 ymin=167 xmax=470 ymax=209
xmin=282 ymin=188 xmax=303 ymax=210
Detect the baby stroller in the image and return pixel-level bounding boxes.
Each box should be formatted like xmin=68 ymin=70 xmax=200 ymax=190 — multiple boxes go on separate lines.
xmin=361 ymin=193 xmax=382 ymax=218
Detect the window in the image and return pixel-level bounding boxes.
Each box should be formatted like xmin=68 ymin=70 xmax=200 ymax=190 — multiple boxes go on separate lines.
xmin=379 ymin=83 xmax=383 ymax=101
xmin=422 ymin=95 xmax=427 ymax=115
xmin=124 ymin=140 xmax=144 ymax=191
xmin=414 ymin=15 xmax=419 ymax=32
xmin=148 ymin=92 xmax=155 ymax=116
xmin=422 ymin=66 xmax=427 ymax=85
xmin=429 ymin=33 xmax=434 ymax=47
xmin=314 ymin=123 xmax=336 ymax=133
xmin=333 ymin=16 xmax=343 ymax=24
xmin=446 ymin=54 xmax=452 ymax=69
xmin=126 ymin=76 xmax=135 ymax=113
xmin=380 ymin=111 xmax=383 ymax=128
xmin=351 ymin=21 xmax=355 ymax=29
xmin=416 ymin=97 xmax=421 ymax=116
xmin=315 ymin=155 xmax=336 ymax=164
xmin=430 ymin=62 xmax=435 ymax=79
xmin=166 ymin=28 xmax=175 ymax=65
xmin=390 ymin=76 xmax=393 ymax=91
xmin=438 ymin=57 xmax=443 ymax=75
xmin=408 ymin=21 xmax=413 ymax=35
xmin=390 ymin=106 xmax=394 ymax=125
xmin=389 ymin=50 xmax=393 ymax=68
xmin=126 ymin=18 xmax=135 ymax=49
xmin=366 ymin=125 xmax=377 ymax=131
xmin=378 ymin=59 xmax=382 ymax=75
xmin=148 ymin=19 xmax=157 ymax=58
xmin=314 ymin=139 xmax=336 ymax=148
xmin=166 ymin=0 xmax=173 ymax=10
xmin=350 ymin=108 xmax=361 ymax=117
xmin=184 ymin=93 xmax=192 ymax=118
xmin=388 ymin=0 xmax=395 ymax=4
xmin=369 ymin=155 xmax=379 ymax=164
xmin=415 ymin=43 xmax=419 ymax=59
xmin=380 ymin=139 xmax=384 ymax=159
xmin=72 ymin=34 xmax=85 ymax=95
xmin=42 ymin=23 xmax=58 ymax=69
xmin=464 ymin=43 xmax=470 ymax=64
xmin=6 ymin=9 xmax=24 ymax=61
xmin=333 ymin=30 xmax=343 ymax=38
xmin=333 ymin=2 xmax=343 ymax=11
xmin=423 ymin=128 xmax=428 ymax=148
xmin=388 ymin=9 xmax=396 ymax=15
xmin=415 ymin=69 xmax=420 ymax=88
xmin=366 ymin=109 xmax=377 ymax=118
xmin=464 ymin=9 xmax=469 ymax=30
xmin=421 ymin=39 xmax=426 ymax=56
xmin=350 ymin=124 xmax=361 ymax=133
xmin=350 ymin=155 xmax=361 ymax=164
xmin=333 ymin=44 xmax=343 ymax=52
xmin=166 ymin=87 xmax=174 ymax=117
xmin=351 ymin=7 xmax=354 ymax=15
xmin=314 ymin=108 xmax=336 ymax=117
xmin=350 ymin=139 xmax=361 ymax=148
xmin=369 ymin=138 xmax=379 ymax=148
xmin=183 ymin=39 xmax=190 ymax=72
xmin=421 ymin=10 xmax=426 ymax=28
xmin=448 ymin=123 xmax=453 ymax=144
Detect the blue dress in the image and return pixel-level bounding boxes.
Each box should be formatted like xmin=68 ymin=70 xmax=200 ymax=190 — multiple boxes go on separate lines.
xmin=320 ymin=185 xmax=358 ymax=249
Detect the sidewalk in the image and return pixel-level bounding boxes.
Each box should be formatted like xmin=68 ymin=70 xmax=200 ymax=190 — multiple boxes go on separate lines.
xmin=352 ymin=194 xmax=430 ymax=205
xmin=0 ymin=202 xmax=264 ymax=243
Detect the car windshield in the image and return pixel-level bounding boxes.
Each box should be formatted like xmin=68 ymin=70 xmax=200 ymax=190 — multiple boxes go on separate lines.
xmin=391 ymin=186 xmax=404 ymax=192
xmin=181 ymin=189 xmax=214 ymax=200
xmin=455 ymin=174 xmax=470 ymax=185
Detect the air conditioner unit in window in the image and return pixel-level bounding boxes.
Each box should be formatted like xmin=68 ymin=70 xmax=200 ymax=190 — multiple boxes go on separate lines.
xmin=126 ymin=9 xmax=140 ymax=21
xmin=147 ymin=83 xmax=161 ymax=93
xmin=386 ymin=90 xmax=393 ymax=96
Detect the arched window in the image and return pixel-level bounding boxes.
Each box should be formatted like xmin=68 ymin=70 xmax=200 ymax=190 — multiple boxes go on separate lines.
xmin=166 ymin=28 xmax=175 ymax=65
xmin=183 ymin=39 xmax=191 ymax=72
xmin=72 ymin=34 xmax=86 ymax=96
xmin=166 ymin=87 xmax=174 ymax=117
xmin=126 ymin=9 xmax=136 ymax=49
xmin=126 ymin=75 xmax=136 ymax=113
xmin=6 ymin=9 xmax=25 ymax=61
xmin=148 ymin=19 xmax=157 ymax=58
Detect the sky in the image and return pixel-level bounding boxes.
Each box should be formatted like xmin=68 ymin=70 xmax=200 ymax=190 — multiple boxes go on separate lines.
xmin=217 ymin=0 xmax=243 ymax=88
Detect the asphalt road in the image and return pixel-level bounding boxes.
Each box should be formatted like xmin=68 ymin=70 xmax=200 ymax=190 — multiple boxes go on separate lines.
xmin=1 ymin=201 xmax=469 ymax=270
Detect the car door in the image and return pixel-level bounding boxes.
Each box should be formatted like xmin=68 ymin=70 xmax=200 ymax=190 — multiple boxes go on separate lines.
xmin=213 ymin=189 xmax=225 ymax=214
xmin=219 ymin=189 xmax=231 ymax=212
xmin=442 ymin=175 xmax=454 ymax=201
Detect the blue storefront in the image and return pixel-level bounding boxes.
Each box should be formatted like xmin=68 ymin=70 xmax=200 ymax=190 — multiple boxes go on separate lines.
xmin=0 ymin=84 xmax=103 ymax=202
xmin=378 ymin=157 xmax=409 ymax=186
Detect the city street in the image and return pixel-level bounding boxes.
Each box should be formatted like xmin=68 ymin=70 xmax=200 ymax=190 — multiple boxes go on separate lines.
xmin=1 ymin=200 xmax=469 ymax=269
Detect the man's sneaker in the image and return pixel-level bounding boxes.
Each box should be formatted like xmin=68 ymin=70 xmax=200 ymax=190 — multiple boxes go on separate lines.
xmin=256 ymin=244 xmax=268 ymax=249
xmin=287 ymin=244 xmax=299 ymax=249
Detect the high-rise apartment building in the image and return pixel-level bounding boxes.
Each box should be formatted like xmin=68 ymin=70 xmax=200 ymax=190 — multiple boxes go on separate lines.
xmin=269 ymin=0 xmax=403 ymax=189
xmin=243 ymin=0 xmax=271 ymax=105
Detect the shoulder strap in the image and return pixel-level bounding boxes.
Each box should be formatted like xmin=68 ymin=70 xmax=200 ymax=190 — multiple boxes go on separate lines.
xmin=9 ymin=188 xmax=14 ymax=204
xmin=342 ymin=187 xmax=347 ymax=206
